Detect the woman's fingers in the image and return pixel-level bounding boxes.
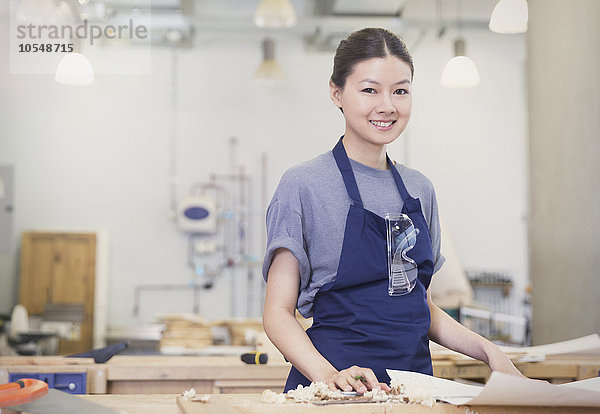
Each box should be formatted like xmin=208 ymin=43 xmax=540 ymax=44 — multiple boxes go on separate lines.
xmin=326 ymin=379 xmax=339 ymax=392
xmin=379 ymin=382 xmax=391 ymax=392
xmin=347 ymin=375 xmax=367 ymax=393
xmin=326 ymin=366 xmax=390 ymax=393
xmin=357 ymin=369 xmax=381 ymax=392
xmin=330 ymin=375 xmax=352 ymax=392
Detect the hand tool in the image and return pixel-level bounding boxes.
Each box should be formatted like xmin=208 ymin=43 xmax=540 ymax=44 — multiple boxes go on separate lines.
xmin=240 ymin=351 xmax=268 ymax=365
xmin=313 ymin=397 xmax=375 ymax=405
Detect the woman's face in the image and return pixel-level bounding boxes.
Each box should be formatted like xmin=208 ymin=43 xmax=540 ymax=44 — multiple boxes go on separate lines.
xmin=330 ymin=56 xmax=413 ymax=147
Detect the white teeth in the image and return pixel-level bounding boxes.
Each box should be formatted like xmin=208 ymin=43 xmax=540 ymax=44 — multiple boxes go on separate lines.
xmin=371 ymin=120 xmax=394 ymax=127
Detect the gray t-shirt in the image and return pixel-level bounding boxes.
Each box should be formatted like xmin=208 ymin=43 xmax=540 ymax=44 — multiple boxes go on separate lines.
xmin=262 ymin=151 xmax=445 ymax=317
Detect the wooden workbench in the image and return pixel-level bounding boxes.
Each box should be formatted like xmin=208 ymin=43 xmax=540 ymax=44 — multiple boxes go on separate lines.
xmin=1 ymin=355 xmax=599 ymax=394
xmin=434 ymin=356 xmax=600 ymax=383
xmin=75 ymin=394 xmax=600 ymax=413
xmin=0 ymin=356 xmax=291 ymax=394
xmin=103 ymin=356 xmax=291 ymax=394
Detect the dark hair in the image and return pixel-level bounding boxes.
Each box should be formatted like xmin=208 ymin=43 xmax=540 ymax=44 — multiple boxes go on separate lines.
xmin=330 ymin=28 xmax=414 ymax=88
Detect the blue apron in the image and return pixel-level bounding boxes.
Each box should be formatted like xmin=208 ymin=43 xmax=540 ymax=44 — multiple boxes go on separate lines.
xmin=284 ymin=137 xmax=435 ymax=391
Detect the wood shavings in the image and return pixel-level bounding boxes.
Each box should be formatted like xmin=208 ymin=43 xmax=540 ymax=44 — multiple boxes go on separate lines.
xmin=191 ymin=394 xmax=210 ymax=403
xmin=182 ymin=388 xmax=196 ymax=399
xmin=363 ymin=388 xmax=390 ymax=402
xmin=390 ymin=379 xmax=435 ymax=407
xmin=181 ymin=388 xmax=210 ymax=403
xmin=287 ymin=381 xmax=344 ymax=402
xmin=284 ymin=380 xmax=434 ymax=406
xmin=261 ymin=389 xmax=287 ymax=404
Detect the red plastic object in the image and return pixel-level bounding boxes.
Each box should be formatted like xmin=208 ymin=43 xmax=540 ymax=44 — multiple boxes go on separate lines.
xmin=0 ymin=378 xmax=49 ymax=407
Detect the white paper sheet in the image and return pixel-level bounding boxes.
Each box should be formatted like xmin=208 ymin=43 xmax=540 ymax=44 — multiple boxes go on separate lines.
xmin=499 ymin=334 xmax=600 ymax=359
xmin=387 ymin=370 xmax=600 ymax=407
xmin=387 ymin=370 xmax=483 ymax=405
xmin=430 ymin=334 xmax=600 ymax=362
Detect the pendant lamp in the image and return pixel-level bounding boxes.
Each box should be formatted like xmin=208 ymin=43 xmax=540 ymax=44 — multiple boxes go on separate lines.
xmin=55 ymin=52 xmax=95 ymax=85
xmin=440 ymin=38 xmax=480 ymax=88
xmin=254 ymin=38 xmax=284 ymax=85
xmin=489 ymin=0 xmax=528 ymax=34
xmin=253 ymin=0 xmax=297 ymax=28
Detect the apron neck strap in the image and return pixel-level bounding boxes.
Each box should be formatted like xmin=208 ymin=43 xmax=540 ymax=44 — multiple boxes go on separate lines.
xmin=332 ymin=137 xmax=415 ymax=207
xmin=386 ymin=155 xmax=413 ymax=202
xmin=332 ymin=137 xmax=363 ymax=208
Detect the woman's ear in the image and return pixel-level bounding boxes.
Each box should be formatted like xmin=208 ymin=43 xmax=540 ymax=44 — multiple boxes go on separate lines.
xmin=329 ymin=80 xmax=342 ymax=110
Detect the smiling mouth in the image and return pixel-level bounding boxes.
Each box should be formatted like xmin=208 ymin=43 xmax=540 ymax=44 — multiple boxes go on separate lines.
xmin=370 ymin=120 xmax=396 ymax=128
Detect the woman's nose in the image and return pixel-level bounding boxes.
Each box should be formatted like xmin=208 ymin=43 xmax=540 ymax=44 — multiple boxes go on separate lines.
xmin=376 ymin=93 xmax=396 ymax=113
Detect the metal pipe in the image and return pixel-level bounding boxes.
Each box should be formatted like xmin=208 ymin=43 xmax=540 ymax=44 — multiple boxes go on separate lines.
xmin=229 ymin=137 xmax=238 ymax=318
xmin=168 ymin=48 xmax=179 ymax=218
xmin=132 ymin=284 xmax=205 ymax=316
xmin=260 ymin=153 xmax=269 ymax=307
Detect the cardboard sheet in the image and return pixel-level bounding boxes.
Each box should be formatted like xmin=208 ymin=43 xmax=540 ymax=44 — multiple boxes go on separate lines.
xmin=387 ymin=369 xmax=600 ymax=407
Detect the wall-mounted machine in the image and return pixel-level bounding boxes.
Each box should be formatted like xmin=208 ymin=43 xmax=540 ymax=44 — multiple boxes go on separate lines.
xmin=177 ymin=194 xmax=218 ymax=234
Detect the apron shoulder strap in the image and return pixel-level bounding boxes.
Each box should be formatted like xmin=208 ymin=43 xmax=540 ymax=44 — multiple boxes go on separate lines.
xmin=332 ymin=137 xmax=363 ymax=208
xmin=387 ymin=156 xmax=414 ymax=202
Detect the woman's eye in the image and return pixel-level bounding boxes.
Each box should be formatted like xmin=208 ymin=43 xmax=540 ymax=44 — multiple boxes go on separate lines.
xmin=394 ymin=89 xmax=408 ymax=95
xmin=361 ymin=88 xmax=376 ymax=94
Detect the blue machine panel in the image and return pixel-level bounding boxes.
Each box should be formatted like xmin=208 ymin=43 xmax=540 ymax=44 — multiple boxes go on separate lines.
xmin=184 ymin=206 xmax=210 ymax=220
xmin=8 ymin=372 xmax=87 ymax=394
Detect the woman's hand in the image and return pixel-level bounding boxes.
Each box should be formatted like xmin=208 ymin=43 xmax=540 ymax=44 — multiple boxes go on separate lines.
xmin=486 ymin=346 xmax=527 ymax=378
xmin=325 ymin=366 xmax=391 ymax=393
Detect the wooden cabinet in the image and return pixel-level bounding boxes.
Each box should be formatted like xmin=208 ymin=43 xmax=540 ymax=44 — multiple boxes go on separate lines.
xmin=19 ymin=232 xmax=96 ymax=354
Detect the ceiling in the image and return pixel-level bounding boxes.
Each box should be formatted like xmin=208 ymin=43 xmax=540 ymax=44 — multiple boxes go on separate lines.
xmin=21 ymin=0 xmax=500 ymax=47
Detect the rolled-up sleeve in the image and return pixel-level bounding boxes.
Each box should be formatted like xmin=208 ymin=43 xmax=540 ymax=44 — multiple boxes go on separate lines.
xmin=262 ymin=199 xmax=311 ymax=290
xmin=429 ymin=187 xmax=446 ymax=275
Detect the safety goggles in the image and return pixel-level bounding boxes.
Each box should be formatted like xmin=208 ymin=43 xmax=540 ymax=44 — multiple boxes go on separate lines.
xmin=385 ymin=213 xmax=420 ymax=296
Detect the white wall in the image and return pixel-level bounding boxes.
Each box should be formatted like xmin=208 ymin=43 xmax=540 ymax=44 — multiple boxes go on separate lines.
xmin=0 ymin=7 xmax=528 ymax=332
xmin=409 ymin=30 xmax=529 ymax=314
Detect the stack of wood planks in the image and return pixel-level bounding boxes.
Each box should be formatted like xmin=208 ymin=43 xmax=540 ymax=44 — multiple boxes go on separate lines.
xmin=216 ymin=318 xmax=264 ymax=346
xmin=158 ymin=314 xmax=213 ymax=351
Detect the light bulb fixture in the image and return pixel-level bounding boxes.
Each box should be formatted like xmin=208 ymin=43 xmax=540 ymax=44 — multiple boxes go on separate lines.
xmin=489 ymin=0 xmax=528 ymax=34
xmin=253 ymin=0 xmax=297 ymax=28
xmin=55 ymin=52 xmax=95 ymax=85
xmin=254 ymin=38 xmax=284 ymax=85
xmin=440 ymin=38 xmax=481 ymax=88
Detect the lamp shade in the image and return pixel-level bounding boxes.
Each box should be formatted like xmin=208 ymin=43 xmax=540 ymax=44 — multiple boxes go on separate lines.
xmin=441 ymin=39 xmax=481 ymax=88
xmin=254 ymin=38 xmax=284 ymax=85
xmin=254 ymin=60 xmax=285 ymax=84
xmin=253 ymin=0 xmax=297 ymax=28
xmin=489 ymin=0 xmax=528 ymax=34
xmin=55 ymin=53 xmax=95 ymax=85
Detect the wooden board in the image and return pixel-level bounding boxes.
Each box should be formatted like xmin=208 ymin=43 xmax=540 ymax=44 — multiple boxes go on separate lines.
xmin=178 ymin=395 xmax=241 ymax=414
xmin=79 ymin=394 xmax=181 ymax=414
xmin=181 ymin=394 xmax=600 ymax=414
xmin=86 ymin=394 xmax=599 ymax=414
xmin=19 ymin=232 xmax=96 ymax=354
xmin=104 ymin=356 xmax=291 ymax=381
xmin=0 ymin=356 xmax=95 ymax=365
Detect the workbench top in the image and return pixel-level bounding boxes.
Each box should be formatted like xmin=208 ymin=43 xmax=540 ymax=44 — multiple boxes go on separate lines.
xmin=2 ymin=354 xmax=599 ymax=394
xmin=77 ymin=393 xmax=600 ymax=414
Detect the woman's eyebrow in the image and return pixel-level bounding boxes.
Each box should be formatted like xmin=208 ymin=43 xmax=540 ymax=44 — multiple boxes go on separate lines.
xmin=359 ymin=78 xmax=411 ymax=85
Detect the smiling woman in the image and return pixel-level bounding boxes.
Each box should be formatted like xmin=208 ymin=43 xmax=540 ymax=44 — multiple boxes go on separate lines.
xmin=261 ymin=27 xmax=524 ymax=395
xmin=329 ymin=56 xmax=413 ymax=167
